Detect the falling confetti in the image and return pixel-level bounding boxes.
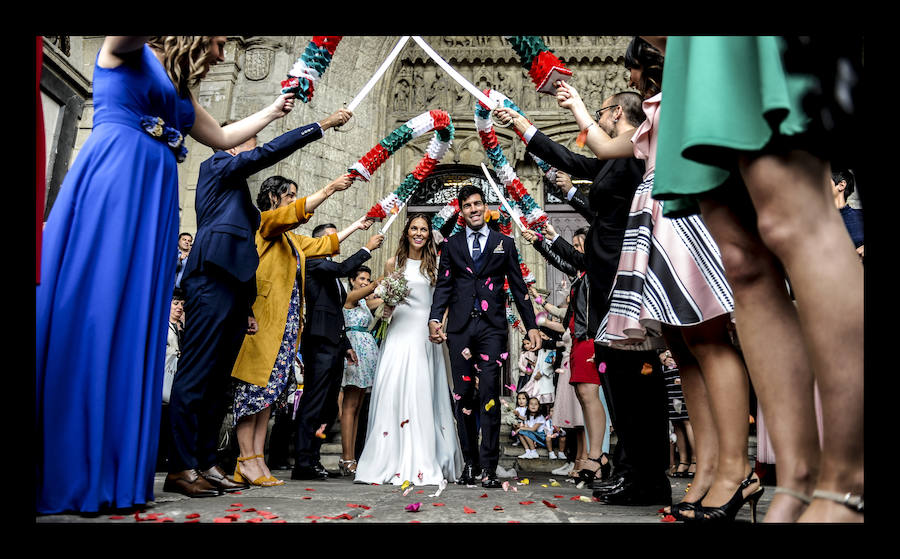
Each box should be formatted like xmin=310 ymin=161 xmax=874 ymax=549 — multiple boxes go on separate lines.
xmin=462 ymin=376 xmax=471 ymax=382
xmin=383 ymin=431 xmax=389 ymax=437
xmin=480 ymin=354 xmax=490 ymax=361
xmin=505 ymin=384 xmax=517 ymax=392
xmin=485 ymin=399 xmax=495 ymax=411
xmin=481 ymin=300 xmax=489 ymax=312
xmin=500 ymin=352 xmax=509 ymax=360
xmin=598 ymin=362 xmax=607 ymax=373
xmin=452 ymin=393 xmax=462 ymax=401
xmin=641 ymin=362 xmax=653 ymax=375
xmin=462 ymin=408 xmax=472 ymax=415
xmin=462 ymin=348 xmax=472 ymax=360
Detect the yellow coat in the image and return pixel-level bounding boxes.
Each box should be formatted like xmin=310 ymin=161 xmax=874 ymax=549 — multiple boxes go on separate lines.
xmin=230 ymin=196 xmax=340 ymax=387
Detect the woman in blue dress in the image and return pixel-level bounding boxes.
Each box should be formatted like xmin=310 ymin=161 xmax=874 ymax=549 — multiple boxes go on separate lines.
xmin=35 ymin=36 xmax=296 ymax=514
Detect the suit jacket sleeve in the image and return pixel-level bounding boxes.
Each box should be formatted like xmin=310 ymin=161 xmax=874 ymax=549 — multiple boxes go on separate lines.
xmin=527 ymin=130 xmax=607 ymax=182
xmin=305 ymin=247 xmax=372 ymax=278
xmin=215 ymin=122 xmax=324 ymax=182
xmin=505 ymin=238 xmax=538 ymax=332
xmin=430 ymin=239 xmax=454 ymax=322
xmin=567 ymin=188 xmax=594 ymax=222
xmin=548 ymin=235 xmax=587 ymax=272
xmin=533 ymin=237 xmax=580 ymax=277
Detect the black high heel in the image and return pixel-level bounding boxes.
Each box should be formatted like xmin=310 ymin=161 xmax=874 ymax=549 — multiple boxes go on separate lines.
xmin=663 ymin=488 xmax=708 ymax=521
xmin=576 ymin=453 xmax=611 ymax=489
xmin=693 ymin=472 xmax=764 ymax=523
xmin=669 ymin=462 xmax=690 ymax=478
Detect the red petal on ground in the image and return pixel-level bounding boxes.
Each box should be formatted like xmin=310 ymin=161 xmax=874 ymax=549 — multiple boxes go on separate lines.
xmin=184 ymin=519 xmax=200 ymax=523
xmin=273 ymin=520 xmax=287 ymax=523
xmin=226 ymin=508 xmax=241 ymax=512
xmin=246 ymin=518 xmax=263 ymax=523
xmin=185 ymin=513 xmax=200 ymax=519
xmin=108 ymin=516 xmax=125 ymax=520
xmin=214 ymin=518 xmax=233 ymax=523
xmin=230 ymin=503 xmax=243 ymax=507
xmin=542 ymin=500 xmax=558 ymax=508
xmin=519 ymin=501 xmax=535 ymax=505
xmin=433 ymin=503 xmax=445 ymax=506
xmin=302 ymin=496 xmax=312 ymax=500
xmin=305 ymin=488 xmax=316 ymax=491
xmin=463 ymin=506 xmax=476 ymax=514
xmin=493 ymin=506 xmax=504 ymax=511
xmin=554 ymin=495 xmax=564 ymax=499
xmin=243 ymin=508 xmax=256 ymax=512
xmin=480 ymin=493 xmax=488 ymax=498
xmin=661 ymin=515 xmax=676 ymax=523
xmin=305 ymin=516 xmax=321 ymax=519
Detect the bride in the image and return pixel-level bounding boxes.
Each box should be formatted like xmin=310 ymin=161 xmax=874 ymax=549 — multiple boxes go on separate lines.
xmin=354 ymin=214 xmax=464 ymax=486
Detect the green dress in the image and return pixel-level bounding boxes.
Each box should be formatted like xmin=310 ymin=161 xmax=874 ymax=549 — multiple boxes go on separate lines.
xmin=653 ymin=36 xmax=817 ymax=217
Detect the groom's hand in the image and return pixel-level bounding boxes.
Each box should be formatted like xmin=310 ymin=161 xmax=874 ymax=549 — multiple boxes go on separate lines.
xmin=428 ymin=320 xmax=447 ymax=344
xmin=524 ymin=328 xmax=542 ymax=351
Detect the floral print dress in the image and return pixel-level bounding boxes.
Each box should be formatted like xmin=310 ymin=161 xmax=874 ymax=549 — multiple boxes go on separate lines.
xmin=232 ymin=259 xmax=301 ymax=424
xmin=341 ymin=299 xmax=379 ymax=389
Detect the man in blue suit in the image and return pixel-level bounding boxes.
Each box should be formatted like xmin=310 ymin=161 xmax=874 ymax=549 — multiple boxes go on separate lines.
xmin=165 ymin=108 xmax=352 ymax=497
xmin=429 ymin=184 xmax=542 ymax=488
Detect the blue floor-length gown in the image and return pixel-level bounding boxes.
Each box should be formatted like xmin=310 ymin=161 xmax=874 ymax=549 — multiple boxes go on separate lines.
xmin=35 ymin=45 xmax=195 ymax=514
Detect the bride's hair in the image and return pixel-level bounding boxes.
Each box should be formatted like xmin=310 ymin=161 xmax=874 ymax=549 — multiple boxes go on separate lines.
xmin=395 ymin=214 xmax=437 ymax=286
xmin=147 ymin=36 xmax=217 ymax=98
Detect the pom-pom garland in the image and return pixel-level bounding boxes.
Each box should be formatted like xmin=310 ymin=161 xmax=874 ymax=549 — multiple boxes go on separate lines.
xmin=503 ymin=36 xmax=573 ymax=94
xmin=280 ymin=36 xmax=343 ymax=103
xmin=348 ymin=110 xmax=454 ymax=221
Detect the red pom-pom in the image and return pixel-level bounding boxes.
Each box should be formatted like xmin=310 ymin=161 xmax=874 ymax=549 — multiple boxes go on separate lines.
xmin=478 ymin=129 xmax=499 ymax=150
xmin=430 ymin=110 xmax=450 ymax=130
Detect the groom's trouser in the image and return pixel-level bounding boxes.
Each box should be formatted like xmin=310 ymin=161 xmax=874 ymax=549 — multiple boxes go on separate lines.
xmin=446 ymin=314 xmax=507 ymax=472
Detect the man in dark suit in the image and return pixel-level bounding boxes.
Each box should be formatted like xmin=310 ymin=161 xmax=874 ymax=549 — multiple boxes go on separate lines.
xmin=498 ymin=91 xmax=672 ymax=506
xmin=165 ymin=108 xmax=352 ymax=497
xmin=429 ymin=184 xmax=542 ymax=488
xmin=291 ymin=224 xmax=384 ymax=480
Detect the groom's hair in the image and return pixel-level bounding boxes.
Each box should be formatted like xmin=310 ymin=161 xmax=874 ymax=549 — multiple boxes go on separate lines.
xmin=457 ymin=184 xmax=485 ymax=208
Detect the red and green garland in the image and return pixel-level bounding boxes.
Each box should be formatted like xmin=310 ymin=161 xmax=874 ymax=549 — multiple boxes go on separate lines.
xmin=504 ymin=36 xmax=573 ymax=95
xmin=280 ymin=36 xmax=342 ymax=103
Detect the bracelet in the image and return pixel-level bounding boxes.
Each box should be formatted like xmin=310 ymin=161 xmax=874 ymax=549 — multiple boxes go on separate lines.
xmin=580 ymin=121 xmax=595 ymax=133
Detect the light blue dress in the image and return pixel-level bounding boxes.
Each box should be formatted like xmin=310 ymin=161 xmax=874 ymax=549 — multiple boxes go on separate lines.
xmin=342 ymin=299 xmax=378 ymax=389
xmin=36 ymin=45 xmax=194 ymax=513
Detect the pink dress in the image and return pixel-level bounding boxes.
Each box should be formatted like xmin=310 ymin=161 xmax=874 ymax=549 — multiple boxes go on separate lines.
xmin=597 ymin=92 xmax=735 ymax=348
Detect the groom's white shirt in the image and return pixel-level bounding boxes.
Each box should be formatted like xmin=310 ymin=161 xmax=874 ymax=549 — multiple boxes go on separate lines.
xmin=465 ymin=224 xmax=489 ymax=259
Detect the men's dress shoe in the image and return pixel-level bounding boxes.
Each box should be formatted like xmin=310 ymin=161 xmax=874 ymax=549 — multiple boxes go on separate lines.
xmin=457 ymin=463 xmax=477 ymax=485
xmin=200 ymin=465 xmax=247 ymax=492
xmin=481 ymin=470 xmax=502 ymax=489
xmin=291 ymin=465 xmax=328 ymax=480
xmin=315 ymin=462 xmax=340 ymax=478
xmin=592 ymin=474 xmax=627 ymax=498
xmin=598 ymin=477 xmax=672 ymax=506
xmin=163 ymin=469 xmax=220 ymax=498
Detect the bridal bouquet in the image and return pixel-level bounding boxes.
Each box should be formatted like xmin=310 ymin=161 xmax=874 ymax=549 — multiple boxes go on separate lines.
xmin=372 ymin=270 xmax=411 ymax=343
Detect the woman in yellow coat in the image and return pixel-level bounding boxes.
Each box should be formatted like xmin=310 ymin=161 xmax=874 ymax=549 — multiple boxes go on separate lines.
xmin=229 ymin=173 xmax=373 ymax=486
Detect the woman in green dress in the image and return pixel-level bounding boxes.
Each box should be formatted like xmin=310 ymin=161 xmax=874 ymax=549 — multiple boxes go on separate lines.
xmin=650 ymin=36 xmax=863 ymax=522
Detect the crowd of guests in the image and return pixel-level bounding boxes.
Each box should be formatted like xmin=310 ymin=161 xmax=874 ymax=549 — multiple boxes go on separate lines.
xmin=36 ymin=35 xmax=862 ymax=523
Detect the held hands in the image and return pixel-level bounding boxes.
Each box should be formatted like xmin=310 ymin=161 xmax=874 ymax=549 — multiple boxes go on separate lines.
xmin=428 ymin=321 xmax=448 ymax=344
xmin=321 ymin=108 xmax=353 ymax=130
xmin=247 ymin=316 xmax=259 ymax=335
xmin=270 ymin=92 xmax=295 ymax=119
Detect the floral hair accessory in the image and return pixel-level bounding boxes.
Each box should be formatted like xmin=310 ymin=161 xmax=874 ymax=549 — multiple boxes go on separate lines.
xmin=140 ymin=115 xmax=188 ymax=163
xmin=281 ymin=36 xmax=342 ymax=103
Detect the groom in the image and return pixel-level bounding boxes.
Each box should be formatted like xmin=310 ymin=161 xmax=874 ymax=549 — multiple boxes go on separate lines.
xmin=429 ymin=184 xmax=542 ymax=488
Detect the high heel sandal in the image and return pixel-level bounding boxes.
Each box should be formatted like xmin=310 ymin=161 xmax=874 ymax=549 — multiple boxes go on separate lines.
xmin=692 ymin=471 xmax=764 ymax=523
xmin=234 ymin=455 xmax=275 ymax=487
xmin=663 ymin=487 xmax=708 ymax=521
xmin=254 ymin=454 xmax=284 ymax=486
xmin=669 ymin=462 xmax=690 ymax=478
xmin=686 ymin=460 xmax=696 ymax=478
xmin=576 ymin=453 xmax=611 ymax=489
xmin=338 ymin=459 xmax=358 ymax=476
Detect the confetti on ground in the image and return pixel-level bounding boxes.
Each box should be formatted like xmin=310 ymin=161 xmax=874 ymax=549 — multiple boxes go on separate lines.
xmin=243 ymin=508 xmax=257 ymax=512
xmin=519 ymin=501 xmax=535 ymax=505
xmin=108 ymin=516 xmax=125 ymax=520
xmin=493 ymin=506 xmax=504 ymax=511
xmin=542 ymin=500 xmax=558 ymax=509
xmin=463 ymin=506 xmax=476 ymax=514
xmin=214 ymin=517 xmax=234 ymax=523
xmin=246 ymin=517 xmax=264 ymax=523
xmin=480 ymin=493 xmax=488 ymax=498
xmin=429 ymin=479 xmax=448 ymax=497
xmin=661 ymin=514 xmax=676 ymax=523
xmin=550 ymin=481 xmax=561 ymax=487
xmin=305 ymin=488 xmax=316 ymax=491
xmin=405 ymin=502 xmax=422 ymax=512
xmin=518 ymin=478 xmax=530 ymax=485
xmin=433 ymin=502 xmax=445 ymax=507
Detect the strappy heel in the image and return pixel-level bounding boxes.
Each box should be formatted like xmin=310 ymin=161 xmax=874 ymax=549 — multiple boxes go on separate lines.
xmin=576 ymin=453 xmax=610 ymax=489
xmin=234 ymin=455 xmax=275 ymax=487
xmin=693 ymin=472 xmax=764 ymax=523
xmin=254 ymin=454 xmax=284 ymax=486
xmin=338 ymin=459 xmax=358 ymax=476
xmin=669 ymin=462 xmax=690 ymax=478
xmin=811 ymin=489 xmax=864 ymax=514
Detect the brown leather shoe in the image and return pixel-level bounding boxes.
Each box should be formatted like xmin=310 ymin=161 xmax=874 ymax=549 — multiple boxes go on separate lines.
xmin=163 ymin=469 xmax=220 ymax=497
xmin=200 ymin=465 xmax=247 ymax=492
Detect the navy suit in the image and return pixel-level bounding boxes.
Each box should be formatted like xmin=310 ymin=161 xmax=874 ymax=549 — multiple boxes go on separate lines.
xmin=169 ymin=122 xmax=325 ymax=473
xmin=294 ymin=249 xmax=371 ymax=470
xmin=430 ymin=228 xmax=537 ymax=471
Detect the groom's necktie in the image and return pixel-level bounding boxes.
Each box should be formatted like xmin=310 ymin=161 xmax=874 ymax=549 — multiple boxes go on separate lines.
xmin=471 ymin=231 xmax=482 ymax=312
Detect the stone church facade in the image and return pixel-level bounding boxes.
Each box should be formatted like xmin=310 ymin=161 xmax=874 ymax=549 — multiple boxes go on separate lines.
xmin=41 ymin=35 xmax=634 ymax=382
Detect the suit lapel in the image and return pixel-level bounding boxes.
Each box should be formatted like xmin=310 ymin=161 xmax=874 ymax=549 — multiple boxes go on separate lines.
xmin=457 ymin=230 xmax=476 ymax=272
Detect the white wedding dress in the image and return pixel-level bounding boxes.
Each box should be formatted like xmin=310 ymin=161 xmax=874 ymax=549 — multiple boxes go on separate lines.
xmin=354 ymin=258 xmax=464 ymax=486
